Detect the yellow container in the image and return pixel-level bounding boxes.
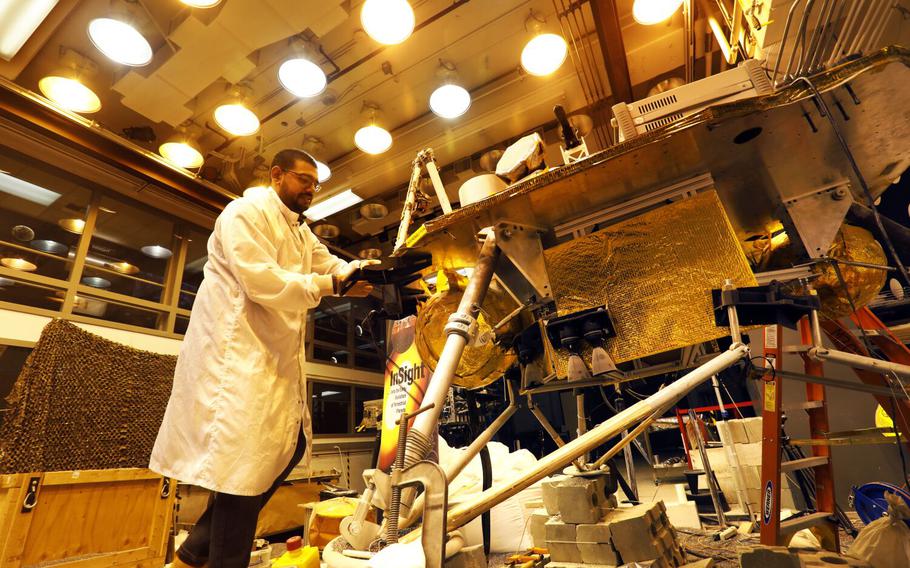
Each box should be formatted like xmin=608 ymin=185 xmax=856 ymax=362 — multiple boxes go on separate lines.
xmin=271 ymin=536 xmax=319 ymax=568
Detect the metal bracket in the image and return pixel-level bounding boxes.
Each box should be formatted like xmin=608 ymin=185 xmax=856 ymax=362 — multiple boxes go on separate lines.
xmin=21 ymin=477 xmax=40 ymax=513
xmin=782 ymin=181 xmax=853 ymax=259
xmin=391 ymin=461 xmax=448 ymax=568
xmin=494 ymin=222 xmax=552 ymax=300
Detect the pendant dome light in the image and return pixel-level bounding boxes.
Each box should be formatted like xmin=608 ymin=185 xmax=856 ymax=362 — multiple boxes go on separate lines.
xmin=279 ymin=57 xmax=327 ymax=98
xmin=159 ymin=126 xmax=204 ymax=169
xmin=632 ymin=0 xmax=685 ymax=25
xmin=87 ymin=17 xmax=152 ymax=66
xmin=429 ymin=60 xmax=471 ymax=119
xmin=213 ymin=84 xmax=260 ymax=137
xmin=361 ymin=0 xmax=415 ymax=45
xmin=302 ymin=136 xmax=333 ymax=183
xmin=520 ymin=11 xmax=568 ymax=77
xmin=39 ymin=47 xmax=104 ymax=113
xmin=354 ymin=102 xmax=392 ymax=155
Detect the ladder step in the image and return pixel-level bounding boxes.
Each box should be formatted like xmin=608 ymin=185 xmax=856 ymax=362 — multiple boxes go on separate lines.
xmin=780 ymin=512 xmax=834 ymax=535
xmin=782 ymin=400 xmax=825 ymax=412
xmin=781 ymin=456 xmax=829 ymax=473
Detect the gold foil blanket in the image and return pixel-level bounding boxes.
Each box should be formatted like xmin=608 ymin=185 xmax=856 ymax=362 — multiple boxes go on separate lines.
xmin=543 ymin=190 xmax=756 ymax=376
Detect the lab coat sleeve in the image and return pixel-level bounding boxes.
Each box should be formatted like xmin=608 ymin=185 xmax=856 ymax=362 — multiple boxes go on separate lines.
xmin=310 ymin=234 xmax=355 ymax=276
xmin=220 ymin=203 xmax=334 ymax=310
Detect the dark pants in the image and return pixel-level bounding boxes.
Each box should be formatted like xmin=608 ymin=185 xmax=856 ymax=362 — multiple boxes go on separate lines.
xmin=177 ymin=429 xmax=307 ymax=568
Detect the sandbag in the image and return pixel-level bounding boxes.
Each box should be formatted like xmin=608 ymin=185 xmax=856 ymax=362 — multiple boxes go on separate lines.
xmin=849 ymin=492 xmax=910 ymax=568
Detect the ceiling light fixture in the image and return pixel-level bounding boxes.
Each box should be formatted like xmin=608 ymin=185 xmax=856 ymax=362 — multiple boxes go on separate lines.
xmin=58 ymin=218 xmax=86 ymax=234
xmin=632 ymin=0 xmax=685 ymax=25
xmin=301 ymin=136 xmax=332 ymax=183
xmin=81 ymin=276 xmax=111 ymax=288
xmin=1 ymin=258 xmax=37 ymax=272
xmin=313 ymin=223 xmax=340 ymax=240
xmin=87 ymin=18 xmax=153 ymax=66
xmin=278 ymin=57 xmax=327 ymax=98
xmin=361 ymin=0 xmax=415 ymax=45
xmin=38 ymin=76 xmax=102 ymax=113
xmin=159 ymin=141 xmax=204 ymax=168
xmin=0 ymin=0 xmax=59 ymax=60
xmin=354 ymin=103 xmax=392 ymax=154
xmin=0 ymin=171 xmax=61 ymax=206
xmin=429 ymin=60 xmax=470 ymax=119
xmin=520 ymin=11 xmax=568 ymax=77
xmin=30 ymin=240 xmax=68 ymax=255
xmin=359 ymin=203 xmax=389 ymax=220
xmin=180 ymin=0 xmax=222 ymax=7
xmin=521 ymin=33 xmax=568 ymax=76
xmin=107 ymin=261 xmax=139 ymax=274
xmin=430 ymin=84 xmax=471 ymax=119
xmin=141 ymin=245 xmax=173 ymax=259
xmin=214 ymin=103 xmax=260 ymax=136
xmin=304 ymin=189 xmax=363 ymax=221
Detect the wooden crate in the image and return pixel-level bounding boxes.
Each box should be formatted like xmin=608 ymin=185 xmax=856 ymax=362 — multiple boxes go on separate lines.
xmin=0 ymin=468 xmax=174 ymax=567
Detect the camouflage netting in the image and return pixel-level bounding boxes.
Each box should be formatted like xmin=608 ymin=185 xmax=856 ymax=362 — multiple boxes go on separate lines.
xmin=0 ymin=319 xmax=175 ymax=473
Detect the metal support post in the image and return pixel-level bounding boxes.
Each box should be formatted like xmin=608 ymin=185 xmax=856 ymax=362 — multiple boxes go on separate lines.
xmin=688 ymin=409 xmax=728 ymax=528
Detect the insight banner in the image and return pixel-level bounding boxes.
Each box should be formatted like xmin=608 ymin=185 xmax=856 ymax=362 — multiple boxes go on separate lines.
xmin=378 ymin=315 xmax=432 ymax=471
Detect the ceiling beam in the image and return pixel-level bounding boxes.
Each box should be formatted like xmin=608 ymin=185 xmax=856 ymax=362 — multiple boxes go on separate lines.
xmin=589 ymin=0 xmax=634 ymax=104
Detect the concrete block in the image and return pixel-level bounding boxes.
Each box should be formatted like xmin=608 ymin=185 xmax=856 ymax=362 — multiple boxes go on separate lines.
xmin=546 ymin=518 xmax=582 ymax=563
xmin=608 ymin=503 xmax=677 ymax=562
xmin=555 ymin=476 xmax=606 ymax=524
xmin=726 ymin=419 xmax=750 ymax=445
xmin=740 ymin=546 xmax=800 ymax=568
xmin=736 ymin=442 xmax=763 ymax=466
xmin=577 ymin=541 xmax=621 ymax=565
xmin=666 ymin=501 xmax=701 ymax=529
xmin=542 ymin=475 xmax=567 ymax=515
xmin=800 ymin=551 xmax=872 ymax=568
xmin=529 ymin=508 xmax=550 ymax=548
xmin=681 ymin=559 xmax=713 ymax=568
xmin=577 ymin=521 xmax=612 ymax=543
xmin=546 ymin=518 xmax=577 ymax=542
xmin=444 ymin=544 xmax=486 ymax=568
xmin=740 ymin=417 xmax=763 ymax=443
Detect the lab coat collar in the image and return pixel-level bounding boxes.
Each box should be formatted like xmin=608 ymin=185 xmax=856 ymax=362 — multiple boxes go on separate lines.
xmin=244 ymin=185 xmax=302 ymax=226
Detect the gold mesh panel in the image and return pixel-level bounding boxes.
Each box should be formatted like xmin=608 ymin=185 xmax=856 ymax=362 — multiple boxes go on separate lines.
xmin=543 ymin=191 xmax=756 ymax=376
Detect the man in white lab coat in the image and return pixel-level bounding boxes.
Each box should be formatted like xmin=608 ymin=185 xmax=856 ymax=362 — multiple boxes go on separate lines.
xmin=151 ymin=149 xmax=378 ymax=567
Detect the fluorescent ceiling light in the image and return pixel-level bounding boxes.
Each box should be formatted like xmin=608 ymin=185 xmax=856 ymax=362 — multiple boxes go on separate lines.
xmin=320 ymin=390 xmax=342 ymax=396
xmin=0 ymin=171 xmax=61 ymax=206
xmin=361 ymin=0 xmax=415 ymax=45
xmin=430 ymin=84 xmax=471 ymax=119
xmin=38 ymin=76 xmax=102 ymax=113
xmin=278 ymin=58 xmax=327 ymax=98
xmin=632 ymin=0 xmax=685 ymax=25
xmin=521 ymin=33 xmax=568 ymax=77
xmin=88 ymin=18 xmax=153 ymax=66
xmin=354 ymin=125 xmax=392 ymax=154
xmin=214 ymin=103 xmax=260 ymax=136
xmin=180 ymin=0 xmax=221 ymax=7
xmin=0 ymin=0 xmax=59 ymax=61
xmin=304 ymin=189 xmax=363 ymax=221
xmin=316 ymin=160 xmax=331 ymax=183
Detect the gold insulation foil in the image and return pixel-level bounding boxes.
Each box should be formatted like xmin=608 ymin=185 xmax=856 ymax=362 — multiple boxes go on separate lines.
xmin=811 ymin=224 xmax=887 ymax=318
xmin=415 ymin=276 xmax=518 ymax=390
xmin=543 ymin=191 xmax=756 ymax=376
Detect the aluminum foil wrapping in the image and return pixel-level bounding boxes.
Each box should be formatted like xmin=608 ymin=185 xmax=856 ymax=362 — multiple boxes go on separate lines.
xmin=811 ymin=224 xmax=887 ymax=318
xmin=415 ymin=279 xmax=518 ymax=390
xmin=543 ymin=191 xmax=756 ymax=376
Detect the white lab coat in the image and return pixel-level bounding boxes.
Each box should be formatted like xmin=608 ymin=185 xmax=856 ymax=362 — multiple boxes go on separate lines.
xmin=150 ymin=186 xmax=355 ymax=495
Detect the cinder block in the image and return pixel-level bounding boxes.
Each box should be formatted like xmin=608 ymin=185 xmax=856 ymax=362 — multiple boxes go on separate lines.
xmin=444 ymin=544 xmax=486 ymax=568
xmin=577 ymin=521 xmax=611 ymax=543
xmin=577 ymin=541 xmax=621 ymax=565
xmin=607 ymin=503 xmax=677 ymax=562
xmin=800 ymin=551 xmax=871 ymax=567
xmin=542 ymin=475 xmax=567 ymax=515
xmin=546 ymin=518 xmax=582 ymax=563
xmin=681 ymin=559 xmax=714 ymax=568
xmin=739 ymin=546 xmax=800 ymax=568
xmin=546 ymin=518 xmax=577 ymax=542
xmin=736 ymin=442 xmax=763 ymax=466
xmin=740 ymin=417 xmax=763 ymax=444
xmin=529 ymin=508 xmax=550 ymax=548
xmin=726 ymin=419 xmax=749 ymax=444
xmin=666 ymin=501 xmax=701 ymax=529
xmin=555 ymin=476 xmax=607 ymax=524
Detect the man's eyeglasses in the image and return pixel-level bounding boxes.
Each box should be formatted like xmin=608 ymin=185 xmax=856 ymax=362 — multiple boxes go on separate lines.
xmin=282 ymin=169 xmax=321 ymax=192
